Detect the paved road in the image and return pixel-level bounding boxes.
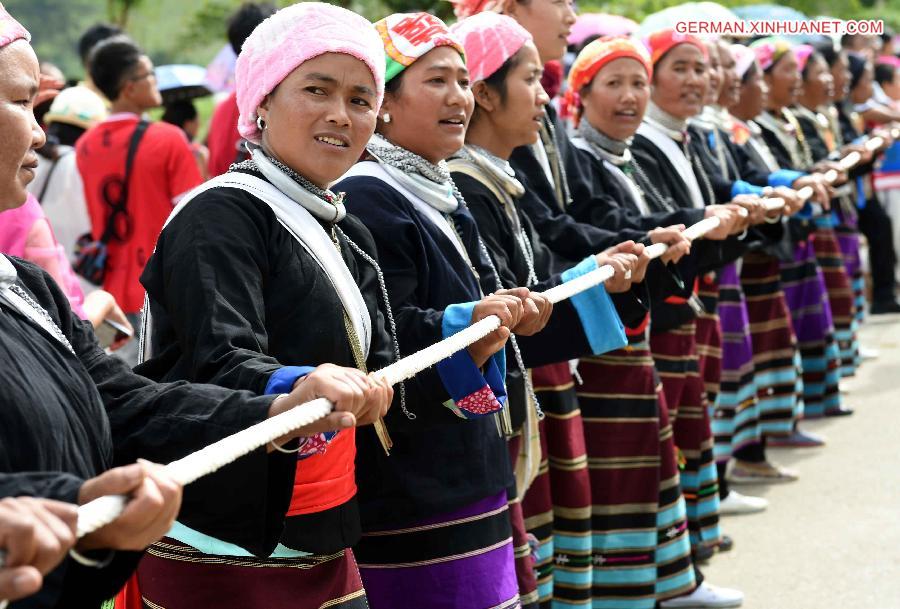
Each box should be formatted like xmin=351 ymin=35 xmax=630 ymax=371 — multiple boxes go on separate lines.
xmin=703 ymin=315 xmax=900 ymax=609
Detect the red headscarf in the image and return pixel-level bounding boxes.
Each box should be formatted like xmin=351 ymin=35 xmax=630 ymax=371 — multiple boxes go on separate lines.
xmin=562 ymin=36 xmax=652 ymax=125
xmin=644 ymin=28 xmax=708 ymax=67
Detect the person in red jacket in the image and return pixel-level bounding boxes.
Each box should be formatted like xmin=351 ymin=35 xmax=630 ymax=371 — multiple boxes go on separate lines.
xmin=205 ymin=2 xmax=275 ymax=177
xmin=76 ymin=36 xmax=202 ymax=364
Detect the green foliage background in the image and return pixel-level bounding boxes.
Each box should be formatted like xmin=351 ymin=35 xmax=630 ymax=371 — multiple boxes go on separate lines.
xmin=10 ymin=0 xmax=900 ymax=81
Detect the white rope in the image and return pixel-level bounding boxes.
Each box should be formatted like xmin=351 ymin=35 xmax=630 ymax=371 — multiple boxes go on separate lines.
xmin=796 ymin=135 xmax=885 ymax=201
xmin=762 ymin=198 xmax=785 ymax=212
xmin=838 ymin=151 xmax=861 ymax=172
xmin=682 ymin=216 xmax=722 ymax=241
xmin=0 ymin=213 xmax=731 ymax=570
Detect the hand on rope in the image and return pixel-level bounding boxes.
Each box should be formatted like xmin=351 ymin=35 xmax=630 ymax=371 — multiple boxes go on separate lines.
xmin=466 ymin=292 xmax=523 ymax=367
xmin=791 ymin=174 xmax=833 ymax=207
xmin=648 ymin=225 xmax=691 ymax=264
xmin=702 ymin=204 xmax=743 ymax=239
xmin=282 ymin=364 xmax=393 ymax=435
xmin=730 ymin=195 xmax=769 ymax=226
xmin=770 ymin=186 xmax=806 ymax=215
xmin=839 ymin=142 xmax=874 ymax=165
xmin=595 ymin=241 xmax=643 ymax=289
xmin=0 ymin=498 xmax=77 ymax=606
xmin=75 ymin=462 xmax=181 ymax=554
xmin=497 ymin=287 xmax=553 ymax=337
xmin=812 ymin=159 xmax=850 ymax=185
xmin=795 ymin=135 xmax=885 ymax=204
xmin=0 ymin=214 xmax=735 ymax=568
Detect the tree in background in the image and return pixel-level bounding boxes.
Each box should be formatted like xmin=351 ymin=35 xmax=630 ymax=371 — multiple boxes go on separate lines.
xmin=107 ymin=0 xmax=146 ymax=27
xmin=11 ymin=0 xmax=900 ymax=84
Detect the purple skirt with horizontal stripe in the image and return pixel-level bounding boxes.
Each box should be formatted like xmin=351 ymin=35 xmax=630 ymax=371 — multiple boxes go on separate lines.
xmin=356 ymin=491 xmax=520 ymax=609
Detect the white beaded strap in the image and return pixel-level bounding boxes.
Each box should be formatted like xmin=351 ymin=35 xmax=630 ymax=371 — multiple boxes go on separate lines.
xmin=0 ymin=214 xmax=726 ymax=568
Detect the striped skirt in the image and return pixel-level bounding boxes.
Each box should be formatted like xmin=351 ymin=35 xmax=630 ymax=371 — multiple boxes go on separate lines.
xmin=507 ymin=436 xmax=539 ymax=609
xmin=650 ymin=322 xmax=721 ymax=551
xmin=835 ymin=225 xmax=864 ymax=374
xmin=712 ymin=261 xmax=762 ymax=463
xmin=137 ymin=540 xmax=367 ymax=608
xmin=739 ymin=252 xmax=802 ymax=437
xmin=695 ymin=274 xmax=722 ymax=407
xmin=520 ymin=362 xmax=594 ymax=608
xmin=813 ymin=217 xmax=859 ymax=378
xmin=356 ymin=492 xmax=520 ymax=609
xmin=780 ymin=236 xmax=842 ymax=418
xmin=576 ymin=339 xmax=695 ymax=608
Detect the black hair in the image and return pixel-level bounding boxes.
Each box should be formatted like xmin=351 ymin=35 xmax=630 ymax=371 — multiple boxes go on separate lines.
xmin=848 ymin=52 xmax=869 ymax=91
xmin=78 ymin=23 xmax=123 ymax=66
xmin=576 ymin=34 xmax=601 ymax=56
xmin=874 ymin=62 xmax=895 ymax=86
xmin=162 ymin=100 xmax=199 ymax=132
xmin=385 ymin=70 xmax=405 ymax=96
xmin=741 ymin=60 xmax=758 ymax=85
xmin=46 ymin=121 xmax=87 ymax=148
xmin=480 ymin=49 xmax=525 ymax=105
xmin=801 ymin=50 xmax=825 ymax=80
xmin=88 ymin=36 xmax=143 ymax=102
xmin=813 ymin=39 xmax=840 ymax=67
xmin=228 ymin=3 xmax=277 ymax=55
xmin=881 ymin=29 xmax=895 ymax=45
xmin=840 ymin=33 xmax=862 ymax=49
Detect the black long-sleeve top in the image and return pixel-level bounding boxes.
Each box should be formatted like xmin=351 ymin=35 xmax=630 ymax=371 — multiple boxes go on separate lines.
xmin=509 ymin=106 xmax=647 ymax=262
xmin=336 ymin=167 xmax=514 ymax=529
xmin=1 ymin=257 xmax=293 ymax=609
xmin=137 ymin=168 xmax=395 ymax=554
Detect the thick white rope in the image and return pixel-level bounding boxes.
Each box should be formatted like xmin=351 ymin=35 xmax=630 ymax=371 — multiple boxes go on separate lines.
xmin=762 ymin=198 xmax=785 ymax=212
xmin=0 ymin=210 xmax=776 ymax=571
xmin=795 ymin=134 xmax=887 ymax=201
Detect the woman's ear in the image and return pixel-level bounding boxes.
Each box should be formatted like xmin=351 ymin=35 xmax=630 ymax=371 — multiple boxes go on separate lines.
xmin=257 ymin=93 xmax=272 ymax=123
xmin=472 ymin=81 xmax=498 ymax=113
xmin=375 ymin=95 xmax=395 ymax=134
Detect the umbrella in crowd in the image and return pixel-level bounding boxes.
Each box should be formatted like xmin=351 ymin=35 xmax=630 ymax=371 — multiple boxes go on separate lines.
xmin=732 ymin=4 xmax=807 ymax=23
xmin=567 ymin=13 xmax=638 ymax=48
xmin=154 ymin=64 xmax=212 ymax=105
xmin=637 ymin=1 xmax=741 ymax=37
xmin=204 ymin=43 xmax=237 ymax=93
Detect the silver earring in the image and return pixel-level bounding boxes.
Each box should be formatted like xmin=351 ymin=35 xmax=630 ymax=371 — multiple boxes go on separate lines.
xmin=382 ymin=113 xmax=391 ymax=124
xmin=256 ymin=116 xmax=266 ymax=131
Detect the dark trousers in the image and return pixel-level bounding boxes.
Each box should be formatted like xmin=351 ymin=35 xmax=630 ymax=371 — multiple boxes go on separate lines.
xmin=858 ymin=196 xmax=898 ymax=303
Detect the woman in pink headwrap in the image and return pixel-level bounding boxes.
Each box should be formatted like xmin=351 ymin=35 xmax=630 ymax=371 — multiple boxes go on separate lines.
xmin=0 ymin=4 xmax=380 ymax=608
xmin=134 ymin=4 xmax=404 ymax=608
xmin=449 ymin=14 xmax=664 ymax=608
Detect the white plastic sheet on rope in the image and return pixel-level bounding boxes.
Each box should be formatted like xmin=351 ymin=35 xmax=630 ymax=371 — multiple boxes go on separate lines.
xmin=0 ymin=209 xmax=759 ymax=576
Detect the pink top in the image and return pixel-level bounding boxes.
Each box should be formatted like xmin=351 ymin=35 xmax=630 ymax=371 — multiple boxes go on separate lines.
xmin=0 ymin=194 xmax=87 ymax=319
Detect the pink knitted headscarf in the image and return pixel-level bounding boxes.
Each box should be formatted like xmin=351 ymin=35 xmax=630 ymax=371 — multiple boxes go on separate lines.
xmin=730 ymin=44 xmax=757 ymax=80
xmin=0 ymin=2 xmax=30 ymax=49
xmin=450 ymin=12 xmax=532 ymax=84
xmin=236 ymin=2 xmax=385 ymax=145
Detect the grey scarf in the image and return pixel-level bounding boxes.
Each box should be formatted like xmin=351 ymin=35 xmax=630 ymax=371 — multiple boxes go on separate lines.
xmin=366 ymin=133 xmax=459 ymax=213
xmin=232 ymin=146 xmax=347 ymax=223
xmin=644 ymin=101 xmax=688 ymax=141
xmin=576 ymin=120 xmax=632 ymax=166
